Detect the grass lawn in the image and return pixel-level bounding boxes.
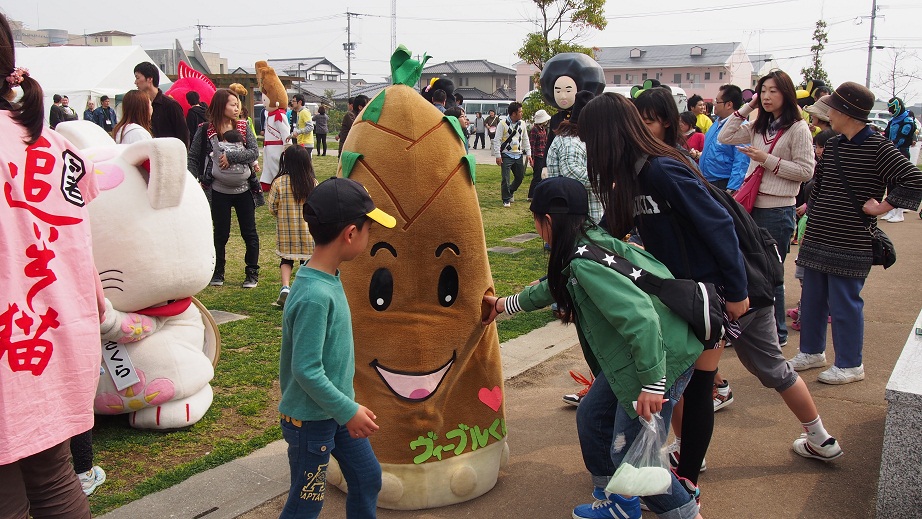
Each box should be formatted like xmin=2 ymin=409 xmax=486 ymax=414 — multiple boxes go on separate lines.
xmin=87 ymin=150 xmax=554 ymax=515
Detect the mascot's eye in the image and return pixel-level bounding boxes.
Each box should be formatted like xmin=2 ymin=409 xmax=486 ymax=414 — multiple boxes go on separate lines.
xmin=437 ymin=266 xmax=459 ymax=307
xmin=369 ymin=268 xmax=393 ymax=311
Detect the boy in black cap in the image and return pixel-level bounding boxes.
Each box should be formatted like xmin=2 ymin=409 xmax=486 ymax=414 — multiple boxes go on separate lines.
xmin=277 ymin=177 xmax=395 ymax=518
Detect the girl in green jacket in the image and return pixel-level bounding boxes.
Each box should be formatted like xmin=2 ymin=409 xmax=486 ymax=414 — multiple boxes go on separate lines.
xmin=483 ymin=177 xmax=703 ymax=519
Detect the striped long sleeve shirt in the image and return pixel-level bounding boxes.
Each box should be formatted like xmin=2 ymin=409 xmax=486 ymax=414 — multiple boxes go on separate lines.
xmin=797 ymin=127 xmax=922 ymax=278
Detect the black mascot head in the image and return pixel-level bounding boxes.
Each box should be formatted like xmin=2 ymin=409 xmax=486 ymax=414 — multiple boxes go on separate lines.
xmin=421 ymin=77 xmax=457 ymax=109
xmin=539 ymin=53 xmax=605 ymax=110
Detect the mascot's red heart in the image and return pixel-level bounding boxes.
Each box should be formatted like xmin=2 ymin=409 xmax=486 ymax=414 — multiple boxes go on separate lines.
xmin=478 ymin=386 xmax=503 ymax=412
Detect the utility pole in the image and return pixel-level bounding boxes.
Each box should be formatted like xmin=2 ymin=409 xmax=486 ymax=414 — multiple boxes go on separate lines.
xmin=391 ymin=0 xmax=397 ymax=52
xmin=865 ymin=0 xmax=878 ymax=88
xmin=194 ymin=21 xmax=210 ymax=48
xmin=343 ymin=12 xmax=358 ymax=100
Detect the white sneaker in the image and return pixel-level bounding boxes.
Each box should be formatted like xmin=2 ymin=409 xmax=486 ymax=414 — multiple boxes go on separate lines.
xmin=666 ymin=439 xmax=707 ymax=472
xmin=793 ymin=433 xmax=843 ymax=461
xmin=887 ymin=211 xmax=905 ymax=222
xmin=817 ymin=365 xmax=865 ymax=385
xmin=78 ymin=465 xmax=106 ymax=496
xmin=788 ymin=352 xmax=827 ymax=371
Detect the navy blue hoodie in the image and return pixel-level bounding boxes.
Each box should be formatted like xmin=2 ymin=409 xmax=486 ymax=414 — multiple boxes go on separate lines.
xmin=633 ymin=156 xmax=748 ymax=302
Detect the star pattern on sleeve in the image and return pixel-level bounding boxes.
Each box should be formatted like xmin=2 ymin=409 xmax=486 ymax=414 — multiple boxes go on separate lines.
xmin=575 ymin=245 xmax=589 ymax=256
xmin=602 ymin=254 xmax=616 ymax=266
xmin=629 ymin=268 xmax=643 ymax=280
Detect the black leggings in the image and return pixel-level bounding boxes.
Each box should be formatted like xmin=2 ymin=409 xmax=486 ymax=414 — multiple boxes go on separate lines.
xmin=211 ymin=190 xmax=259 ymax=274
xmin=70 ymin=430 xmax=93 ymax=473
xmin=316 ymin=134 xmax=327 ymax=155
xmin=677 ymin=368 xmax=716 ymax=484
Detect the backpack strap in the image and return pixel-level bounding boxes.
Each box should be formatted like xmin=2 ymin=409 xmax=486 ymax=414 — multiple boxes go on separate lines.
xmin=568 ymin=242 xmax=668 ymax=296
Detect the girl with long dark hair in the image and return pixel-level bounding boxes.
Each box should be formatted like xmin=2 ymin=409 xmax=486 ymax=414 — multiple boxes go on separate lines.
xmin=579 ymin=92 xmax=843 ymax=495
xmin=267 ymin=145 xmax=317 ymax=307
xmin=577 ymin=92 xmax=749 ymax=497
xmin=718 ymin=70 xmax=815 ymax=347
xmin=113 ymin=90 xmax=152 ymax=144
xmin=484 ymin=177 xmax=703 ymax=519
xmin=188 ymin=88 xmax=261 ymax=288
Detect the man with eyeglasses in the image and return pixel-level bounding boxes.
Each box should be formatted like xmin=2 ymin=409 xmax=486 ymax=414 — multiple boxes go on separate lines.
xmin=699 ymin=84 xmax=750 ymax=194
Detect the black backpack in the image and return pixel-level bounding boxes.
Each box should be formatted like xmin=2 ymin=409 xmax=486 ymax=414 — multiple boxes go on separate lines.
xmin=696 ymin=182 xmax=784 ymax=309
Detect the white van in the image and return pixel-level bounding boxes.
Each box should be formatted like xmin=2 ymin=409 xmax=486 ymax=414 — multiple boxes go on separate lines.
xmin=603 ymin=85 xmax=688 ymax=112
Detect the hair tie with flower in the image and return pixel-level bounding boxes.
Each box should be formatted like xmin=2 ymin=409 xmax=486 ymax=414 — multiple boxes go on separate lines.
xmin=6 ymin=67 xmax=29 ymax=86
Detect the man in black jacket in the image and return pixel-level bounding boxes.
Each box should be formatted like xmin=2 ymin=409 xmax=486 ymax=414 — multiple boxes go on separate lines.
xmin=133 ymin=62 xmax=189 ymax=147
xmin=185 ymin=91 xmax=208 ymax=146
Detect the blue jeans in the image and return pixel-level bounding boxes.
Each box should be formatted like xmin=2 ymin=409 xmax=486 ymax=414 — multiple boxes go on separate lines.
xmin=799 ymin=268 xmax=867 ymax=368
xmin=576 ymin=369 xmax=697 ymax=518
xmin=279 ymin=418 xmax=381 ymax=519
xmin=751 ymin=206 xmax=796 ymax=343
xmin=500 ymin=154 xmax=526 ymax=203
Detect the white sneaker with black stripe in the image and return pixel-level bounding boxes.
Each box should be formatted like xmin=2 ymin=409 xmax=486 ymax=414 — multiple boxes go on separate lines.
xmin=792 ymin=433 xmax=843 ymax=461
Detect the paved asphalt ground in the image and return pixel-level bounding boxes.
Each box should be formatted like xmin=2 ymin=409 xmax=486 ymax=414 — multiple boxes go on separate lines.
xmin=99 ymin=145 xmax=922 ymax=518
xmin=237 ymin=212 xmax=922 ymax=519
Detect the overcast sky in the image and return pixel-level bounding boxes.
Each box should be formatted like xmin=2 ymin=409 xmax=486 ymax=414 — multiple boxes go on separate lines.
xmin=6 ymin=1 xmax=922 ymax=100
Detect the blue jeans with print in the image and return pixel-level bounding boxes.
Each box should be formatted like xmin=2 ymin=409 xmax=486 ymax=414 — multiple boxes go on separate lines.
xmin=576 ymin=368 xmax=698 ymax=519
xmin=751 ymin=206 xmax=796 ymax=343
xmin=279 ymin=418 xmax=381 ymax=519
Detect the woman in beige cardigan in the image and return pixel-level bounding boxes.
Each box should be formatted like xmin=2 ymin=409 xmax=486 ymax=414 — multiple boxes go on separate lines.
xmin=719 ymin=70 xmax=815 ymax=347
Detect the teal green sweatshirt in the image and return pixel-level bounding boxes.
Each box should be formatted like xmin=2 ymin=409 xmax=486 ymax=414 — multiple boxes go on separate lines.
xmin=279 ymin=267 xmax=359 ymax=425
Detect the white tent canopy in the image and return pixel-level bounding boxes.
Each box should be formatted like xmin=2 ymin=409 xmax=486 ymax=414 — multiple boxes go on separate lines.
xmin=15 ymin=46 xmax=171 ymax=124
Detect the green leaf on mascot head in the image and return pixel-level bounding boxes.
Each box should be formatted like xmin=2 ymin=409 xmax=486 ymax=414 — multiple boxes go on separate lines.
xmin=339 ymin=151 xmax=363 ymax=179
xmin=362 ymin=91 xmax=385 ymax=124
xmin=442 ymin=115 xmax=467 ymax=145
xmin=391 ymin=45 xmax=430 ymax=87
xmin=463 ymin=154 xmax=476 ymax=184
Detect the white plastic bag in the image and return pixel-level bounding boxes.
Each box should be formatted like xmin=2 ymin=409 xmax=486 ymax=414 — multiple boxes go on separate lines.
xmin=605 ymin=412 xmax=672 ymax=496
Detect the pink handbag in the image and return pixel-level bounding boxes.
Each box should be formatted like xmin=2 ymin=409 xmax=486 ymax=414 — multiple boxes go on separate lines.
xmin=733 ymin=129 xmax=784 ymax=213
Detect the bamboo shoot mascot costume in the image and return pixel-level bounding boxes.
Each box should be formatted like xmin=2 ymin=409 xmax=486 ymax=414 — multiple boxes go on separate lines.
xmin=540 ymin=53 xmax=605 ymax=148
xmin=327 ymin=46 xmax=508 ymax=509
xmin=256 ymin=61 xmax=290 ymax=190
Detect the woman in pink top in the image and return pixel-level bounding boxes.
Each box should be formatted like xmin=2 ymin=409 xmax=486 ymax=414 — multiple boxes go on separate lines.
xmin=0 ymin=13 xmax=104 ymax=519
xmin=679 ymin=111 xmax=705 ymax=159
xmin=719 ymin=69 xmax=815 ymax=347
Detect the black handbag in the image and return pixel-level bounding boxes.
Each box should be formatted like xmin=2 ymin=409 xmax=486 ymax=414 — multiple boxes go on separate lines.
xmin=830 ymin=141 xmax=896 ymax=268
xmin=570 ymin=242 xmax=724 ymax=347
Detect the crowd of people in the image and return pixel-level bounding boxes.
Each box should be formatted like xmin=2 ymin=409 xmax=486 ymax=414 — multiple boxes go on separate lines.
xmin=476 ymin=70 xmax=920 ymax=519
xmin=4 ymin=8 xmax=922 ymax=515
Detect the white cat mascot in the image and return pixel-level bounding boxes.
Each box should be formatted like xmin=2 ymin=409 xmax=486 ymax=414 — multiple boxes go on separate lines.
xmin=56 ymin=121 xmax=219 ymax=429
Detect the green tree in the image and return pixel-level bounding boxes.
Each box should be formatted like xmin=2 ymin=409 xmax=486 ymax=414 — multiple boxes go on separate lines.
xmin=800 ymin=19 xmax=830 ymax=86
xmin=516 ymin=0 xmax=606 ymax=119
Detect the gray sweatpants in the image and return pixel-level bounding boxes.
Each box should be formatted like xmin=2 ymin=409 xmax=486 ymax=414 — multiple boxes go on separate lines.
xmin=732 ymin=306 xmax=799 ymax=392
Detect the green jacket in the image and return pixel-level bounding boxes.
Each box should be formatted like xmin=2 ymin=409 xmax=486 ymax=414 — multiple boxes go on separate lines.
xmin=512 ymin=227 xmax=702 ymax=419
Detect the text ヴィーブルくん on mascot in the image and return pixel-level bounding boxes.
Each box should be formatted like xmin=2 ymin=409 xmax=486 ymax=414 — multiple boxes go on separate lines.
xmin=56 ymin=120 xmax=220 ymax=430
xmin=329 ymin=47 xmax=508 ymax=509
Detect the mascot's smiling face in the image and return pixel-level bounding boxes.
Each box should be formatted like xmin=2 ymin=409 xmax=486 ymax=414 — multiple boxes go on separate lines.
xmin=337 ymin=85 xmax=505 ymax=468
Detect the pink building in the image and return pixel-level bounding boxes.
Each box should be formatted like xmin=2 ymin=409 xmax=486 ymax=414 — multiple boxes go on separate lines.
xmin=517 ymin=42 xmax=767 ymax=103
